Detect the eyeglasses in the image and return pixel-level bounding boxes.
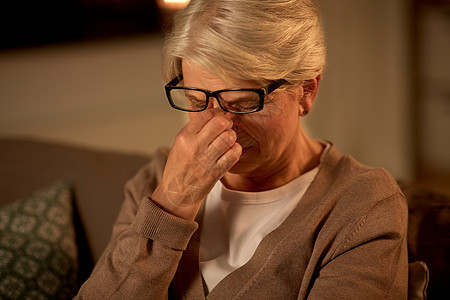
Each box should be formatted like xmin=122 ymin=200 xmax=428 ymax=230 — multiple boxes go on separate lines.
xmin=165 ymin=75 xmax=286 ymax=114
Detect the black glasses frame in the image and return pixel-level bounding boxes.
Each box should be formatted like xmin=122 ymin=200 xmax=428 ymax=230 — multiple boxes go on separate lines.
xmin=165 ymin=74 xmax=287 ymax=114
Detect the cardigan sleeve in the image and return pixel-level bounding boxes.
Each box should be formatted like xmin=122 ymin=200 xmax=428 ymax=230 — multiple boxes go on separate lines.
xmin=306 ymin=192 xmax=409 ymax=300
xmin=75 ymin=153 xmax=198 ymax=299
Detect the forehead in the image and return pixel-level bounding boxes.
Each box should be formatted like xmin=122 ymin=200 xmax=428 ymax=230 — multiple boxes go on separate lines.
xmin=182 ymin=59 xmax=261 ymax=90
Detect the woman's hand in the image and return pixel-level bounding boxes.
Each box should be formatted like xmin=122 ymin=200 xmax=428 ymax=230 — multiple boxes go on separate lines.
xmin=151 ymin=108 xmax=242 ymax=220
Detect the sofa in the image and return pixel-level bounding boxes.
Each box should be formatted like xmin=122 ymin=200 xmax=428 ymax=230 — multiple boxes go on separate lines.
xmin=0 ymin=137 xmax=448 ymax=299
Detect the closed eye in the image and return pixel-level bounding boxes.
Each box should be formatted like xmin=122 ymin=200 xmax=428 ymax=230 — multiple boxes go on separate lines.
xmin=186 ymin=94 xmax=206 ymax=108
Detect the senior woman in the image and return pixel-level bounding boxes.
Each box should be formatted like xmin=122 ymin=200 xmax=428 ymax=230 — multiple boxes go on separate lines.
xmin=76 ymin=0 xmax=408 ymax=298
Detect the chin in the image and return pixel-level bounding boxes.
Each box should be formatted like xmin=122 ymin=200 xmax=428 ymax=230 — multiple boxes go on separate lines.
xmin=227 ymin=162 xmax=245 ymax=174
xmin=228 ymin=147 xmax=258 ymax=174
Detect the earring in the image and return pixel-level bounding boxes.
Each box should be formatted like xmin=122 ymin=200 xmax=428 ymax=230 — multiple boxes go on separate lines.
xmin=298 ymin=109 xmax=308 ymax=117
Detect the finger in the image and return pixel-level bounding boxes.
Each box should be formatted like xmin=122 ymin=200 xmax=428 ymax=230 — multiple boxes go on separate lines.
xmin=197 ymin=114 xmax=233 ymax=146
xmin=184 ymin=108 xmax=226 ymax=134
xmin=215 ymin=142 xmax=242 ymax=174
xmin=203 ymin=129 xmax=237 ymax=162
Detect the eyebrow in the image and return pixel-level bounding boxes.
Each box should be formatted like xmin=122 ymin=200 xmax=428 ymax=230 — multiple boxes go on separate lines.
xmin=219 ymin=91 xmax=258 ymax=102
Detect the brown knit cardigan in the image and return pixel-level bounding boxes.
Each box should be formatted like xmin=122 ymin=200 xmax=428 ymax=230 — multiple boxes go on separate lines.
xmin=76 ymin=145 xmax=408 ymax=299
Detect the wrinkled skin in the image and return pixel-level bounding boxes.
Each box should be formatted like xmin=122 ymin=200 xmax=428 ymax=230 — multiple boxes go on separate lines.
xmin=152 ymin=107 xmax=241 ymax=219
xmin=152 ymin=60 xmax=322 ymax=220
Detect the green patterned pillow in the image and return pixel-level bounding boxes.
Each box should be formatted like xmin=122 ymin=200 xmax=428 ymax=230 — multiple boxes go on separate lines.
xmin=0 ymin=181 xmax=79 ymax=299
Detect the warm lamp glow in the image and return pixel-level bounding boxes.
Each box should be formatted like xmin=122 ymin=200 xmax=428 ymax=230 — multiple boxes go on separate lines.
xmin=164 ymin=0 xmax=188 ymax=3
xmin=157 ymin=0 xmax=190 ymax=10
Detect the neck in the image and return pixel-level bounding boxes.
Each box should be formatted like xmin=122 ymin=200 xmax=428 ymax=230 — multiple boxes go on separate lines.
xmin=222 ymin=132 xmax=323 ymax=192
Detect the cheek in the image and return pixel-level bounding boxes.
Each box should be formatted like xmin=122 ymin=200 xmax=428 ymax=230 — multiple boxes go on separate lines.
xmin=234 ymin=97 xmax=298 ymax=148
xmin=255 ymin=105 xmax=298 ymax=145
xmin=239 ymin=113 xmax=287 ymax=146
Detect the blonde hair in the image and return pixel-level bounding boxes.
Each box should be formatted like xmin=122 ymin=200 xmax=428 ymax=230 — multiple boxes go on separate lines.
xmin=162 ymin=0 xmax=326 ymax=85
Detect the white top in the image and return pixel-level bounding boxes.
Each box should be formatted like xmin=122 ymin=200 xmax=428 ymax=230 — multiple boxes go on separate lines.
xmin=200 ymin=143 xmax=330 ymax=292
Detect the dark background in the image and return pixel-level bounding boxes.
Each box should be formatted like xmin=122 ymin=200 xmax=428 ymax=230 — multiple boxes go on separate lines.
xmin=0 ymin=0 xmax=161 ymax=49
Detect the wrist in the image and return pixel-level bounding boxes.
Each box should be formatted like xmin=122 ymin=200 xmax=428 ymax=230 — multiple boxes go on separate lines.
xmin=151 ymin=187 xmax=203 ymax=221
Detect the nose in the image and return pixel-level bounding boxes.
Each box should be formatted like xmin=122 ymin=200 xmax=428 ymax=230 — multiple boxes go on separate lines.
xmin=208 ymin=97 xmax=237 ymax=120
xmin=211 ymin=98 xmax=221 ymax=110
xmin=212 ymin=98 xmax=237 ymax=119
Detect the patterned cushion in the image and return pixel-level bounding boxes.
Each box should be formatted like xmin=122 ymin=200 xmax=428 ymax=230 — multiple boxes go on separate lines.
xmin=0 ymin=181 xmax=78 ymax=299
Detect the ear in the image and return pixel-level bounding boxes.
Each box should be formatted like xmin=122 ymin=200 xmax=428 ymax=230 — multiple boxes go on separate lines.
xmin=298 ymin=74 xmax=321 ymax=117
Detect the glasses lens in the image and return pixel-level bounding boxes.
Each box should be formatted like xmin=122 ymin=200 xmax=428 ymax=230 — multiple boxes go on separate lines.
xmin=218 ymin=90 xmax=261 ymax=113
xmin=170 ymin=89 xmax=207 ymax=111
